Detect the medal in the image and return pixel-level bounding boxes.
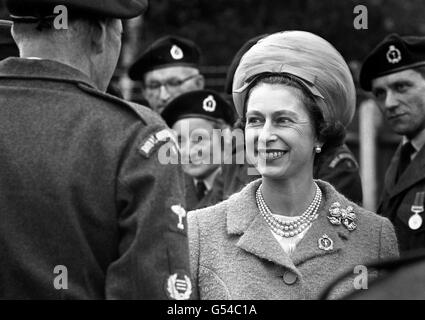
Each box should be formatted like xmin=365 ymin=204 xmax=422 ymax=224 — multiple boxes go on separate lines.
xmin=408 ymin=213 xmax=422 ymax=230
xmin=409 ymin=192 xmax=425 ymax=230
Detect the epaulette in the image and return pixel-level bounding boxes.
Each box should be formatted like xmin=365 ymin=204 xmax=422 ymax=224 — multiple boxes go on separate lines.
xmin=77 ymin=83 xmax=178 ymax=159
xmin=329 ymin=152 xmax=359 ymax=169
xmin=77 ymin=82 xmax=166 ymax=127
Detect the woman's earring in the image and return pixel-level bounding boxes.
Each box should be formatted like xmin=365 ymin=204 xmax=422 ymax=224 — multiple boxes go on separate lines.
xmin=315 ymin=146 xmax=322 ymax=154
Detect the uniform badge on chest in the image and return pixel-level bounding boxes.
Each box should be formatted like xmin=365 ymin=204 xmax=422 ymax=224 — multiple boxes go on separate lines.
xmin=408 ymin=192 xmax=424 ymax=230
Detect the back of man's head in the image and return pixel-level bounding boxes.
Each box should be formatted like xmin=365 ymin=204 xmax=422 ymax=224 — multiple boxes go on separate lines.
xmin=6 ymin=0 xmax=148 ymax=91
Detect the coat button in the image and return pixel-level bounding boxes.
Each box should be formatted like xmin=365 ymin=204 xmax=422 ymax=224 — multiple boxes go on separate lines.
xmin=283 ymin=271 xmax=298 ymax=285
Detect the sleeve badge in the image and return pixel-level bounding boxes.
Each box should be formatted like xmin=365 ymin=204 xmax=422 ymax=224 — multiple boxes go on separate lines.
xmin=139 ymin=129 xmax=178 ymax=159
xmin=165 ymin=272 xmax=192 ymax=300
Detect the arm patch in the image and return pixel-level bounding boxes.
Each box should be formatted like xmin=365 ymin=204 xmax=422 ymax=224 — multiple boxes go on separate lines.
xmin=329 ymin=153 xmax=359 ymax=169
xmin=139 ymin=129 xmax=178 ymax=159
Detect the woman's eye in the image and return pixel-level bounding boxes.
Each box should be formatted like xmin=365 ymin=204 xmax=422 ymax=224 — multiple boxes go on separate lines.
xmin=277 ymin=117 xmax=293 ymax=124
xmin=246 ymin=117 xmax=262 ymax=125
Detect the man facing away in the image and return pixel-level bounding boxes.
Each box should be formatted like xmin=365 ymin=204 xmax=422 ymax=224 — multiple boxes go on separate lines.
xmin=0 ymin=0 xmax=192 ymax=299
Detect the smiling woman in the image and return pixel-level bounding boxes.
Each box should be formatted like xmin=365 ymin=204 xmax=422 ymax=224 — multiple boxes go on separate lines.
xmin=244 ymin=76 xmax=321 ymax=182
xmin=187 ymin=31 xmax=399 ymax=300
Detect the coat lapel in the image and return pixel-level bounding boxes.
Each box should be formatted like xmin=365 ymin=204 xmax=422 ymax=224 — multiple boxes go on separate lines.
xmin=291 ymin=192 xmax=349 ymax=266
xmin=390 ymin=145 xmax=425 ymax=198
xmin=384 ymin=143 xmax=402 ymax=193
xmin=226 ymin=179 xmax=298 ymax=272
xmin=236 ymin=213 xmax=298 ymax=271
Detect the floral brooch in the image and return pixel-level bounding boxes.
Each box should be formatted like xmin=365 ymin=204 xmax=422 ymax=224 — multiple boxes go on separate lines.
xmin=328 ymin=202 xmax=357 ymax=231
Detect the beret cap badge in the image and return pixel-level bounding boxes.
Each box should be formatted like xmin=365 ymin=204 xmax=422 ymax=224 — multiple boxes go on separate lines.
xmin=160 ymin=90 xmax=236 ymax=128
xmin=386 ymin=45 xmax=402 ymax=64
xmin=202 ymin=95 xmax=217 ymax=112
xmin=170 ymin=45 xmax=184 ymax=60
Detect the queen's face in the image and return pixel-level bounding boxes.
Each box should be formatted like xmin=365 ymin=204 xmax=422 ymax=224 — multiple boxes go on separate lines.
xmin=245 ymin=83 xmax=318 ymax=180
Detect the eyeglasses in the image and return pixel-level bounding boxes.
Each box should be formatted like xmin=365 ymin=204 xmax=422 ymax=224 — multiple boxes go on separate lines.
xmin=144 ymin=74 xmax=199 ymax=91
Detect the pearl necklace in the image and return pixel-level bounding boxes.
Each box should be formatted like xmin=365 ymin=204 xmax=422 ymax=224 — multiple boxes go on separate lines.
xmin=256 ymin=182 xmax=322 ymax=238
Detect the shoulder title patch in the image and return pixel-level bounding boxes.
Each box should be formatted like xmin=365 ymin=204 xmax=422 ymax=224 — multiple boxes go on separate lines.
xmin=329 ymin=153 xmax=359 ymax=169
xmin=139 ymin=129 xmax=177 ymax=158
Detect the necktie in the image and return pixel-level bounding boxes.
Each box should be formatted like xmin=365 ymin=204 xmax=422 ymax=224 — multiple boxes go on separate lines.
xmin=396 ymin=142 xmax=415 ymax=183
xmin=195 ymin=181 xmax=207 ymax=200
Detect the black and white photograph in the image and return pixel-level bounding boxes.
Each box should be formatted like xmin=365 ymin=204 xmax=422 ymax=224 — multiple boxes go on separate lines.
xmin=1 ymin=0 xmax=425 ymax=308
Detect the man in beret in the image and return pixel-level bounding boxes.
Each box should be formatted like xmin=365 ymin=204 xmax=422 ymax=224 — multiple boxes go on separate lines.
xmin=129 ymin=35 xmax=205 ymax=114
xmin=360 ymin=33 xmax=425 ymax=254
xmin=0 ymin=0 xmax=193 ymax=300
xmin=161 ymin=89 xmax=235 ymax=210
xmin=0 ymin=19 xmax=18 ymax=60
xmin=222 ymin=35 xmax=363 ymax=205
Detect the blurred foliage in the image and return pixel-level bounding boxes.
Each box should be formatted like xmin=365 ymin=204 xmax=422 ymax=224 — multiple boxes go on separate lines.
xmin=3 ymin=0 xmax=425 ymax=67
xmin=141 ymin=0 xmax=425 ymax=66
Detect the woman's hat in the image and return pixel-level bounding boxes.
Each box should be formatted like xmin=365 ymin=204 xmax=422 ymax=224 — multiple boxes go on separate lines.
xmin=232 ymin=31 xmax=356 ymax=128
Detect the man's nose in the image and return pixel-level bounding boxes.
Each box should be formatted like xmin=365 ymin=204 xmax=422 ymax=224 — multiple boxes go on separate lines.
xmin=159 ymin=85 xmax=171 ymax=101
xmin=384 ymin=90 xmax=399 ymax=110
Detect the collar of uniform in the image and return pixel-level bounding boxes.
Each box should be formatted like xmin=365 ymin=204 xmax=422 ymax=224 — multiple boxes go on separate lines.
xmin=194 ymin=166 xmax=222 ymax=192
xmin=0 ymin=57 xmax=97 ymax=89
xmin=402 ymin=127 xmax=425 ymax=160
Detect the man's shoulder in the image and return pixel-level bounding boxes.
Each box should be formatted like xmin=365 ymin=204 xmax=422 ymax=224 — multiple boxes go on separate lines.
xmin=319 ymin=144 xmax=359 ymax=172
xmin=78 ymin=84 xmax=165 ymax=127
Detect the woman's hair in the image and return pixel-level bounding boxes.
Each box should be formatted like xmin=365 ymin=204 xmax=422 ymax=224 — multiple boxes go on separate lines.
xmin=240 ymin=73 xmax=345 ymax=152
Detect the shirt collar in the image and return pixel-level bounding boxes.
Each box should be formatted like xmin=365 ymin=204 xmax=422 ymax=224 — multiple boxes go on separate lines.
xmin=0 ymin=57 xmax=97 ymax=90
xmin=194 ymin=167 xmax=222 ymax=192
xmin=403 ymin=127 xmax=425 ymax=158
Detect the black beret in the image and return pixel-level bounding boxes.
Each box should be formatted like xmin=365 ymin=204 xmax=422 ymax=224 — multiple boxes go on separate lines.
xmin=129 ymin=35 xmax=201 ymax=81
xmin=360 ymin=33 xmax=425 ymax=91
xmin=6 ymin=0 xmax=148 ymax=20
xmin=0 ymin=20 xmax=19 ymax=60
xmin=161 ymin=90 xmax=236 ymax=128
xmin=224 ymin=34 xmax=268 ymax=94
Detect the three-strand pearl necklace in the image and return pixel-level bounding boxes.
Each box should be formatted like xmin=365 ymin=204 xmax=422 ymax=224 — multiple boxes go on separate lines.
xmin=255 ymin=182 xmax=322 ymax=238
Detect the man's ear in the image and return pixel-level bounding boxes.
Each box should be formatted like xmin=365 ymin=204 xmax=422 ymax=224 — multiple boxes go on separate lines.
xmin=89 ymin=20 xmax=108 ymax=54
xmin=195 ymin=74 xmax=205 ymax=89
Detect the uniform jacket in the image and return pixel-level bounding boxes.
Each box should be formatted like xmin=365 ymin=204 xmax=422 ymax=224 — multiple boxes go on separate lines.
xmin=314 ymin=144 xmax=362 ymax=205
xmin=184 ymin=171 xmax=224 ymax=211
xmin=188 ymin=179 xmax=398 ymax=300
xmin=378 ymin=142 xmax=425 ymax=254
xmin=223 ymin=144 xmax=362 ymax=205
xmin=0 ymin=58 xmax=192 ymax=300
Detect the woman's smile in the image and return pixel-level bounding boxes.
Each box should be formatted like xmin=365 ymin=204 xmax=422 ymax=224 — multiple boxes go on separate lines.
xmin=258 ymin=149 xmax=288 ymax=161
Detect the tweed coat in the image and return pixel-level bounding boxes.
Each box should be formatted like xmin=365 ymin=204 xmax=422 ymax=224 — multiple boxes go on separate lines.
xmin=188 ymin=179 xmax=399 ymax=300
xmin=0 ymin=58 xmax=192 ymax=300
xmin=378 ymin=142 xmax=425 ymax=254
